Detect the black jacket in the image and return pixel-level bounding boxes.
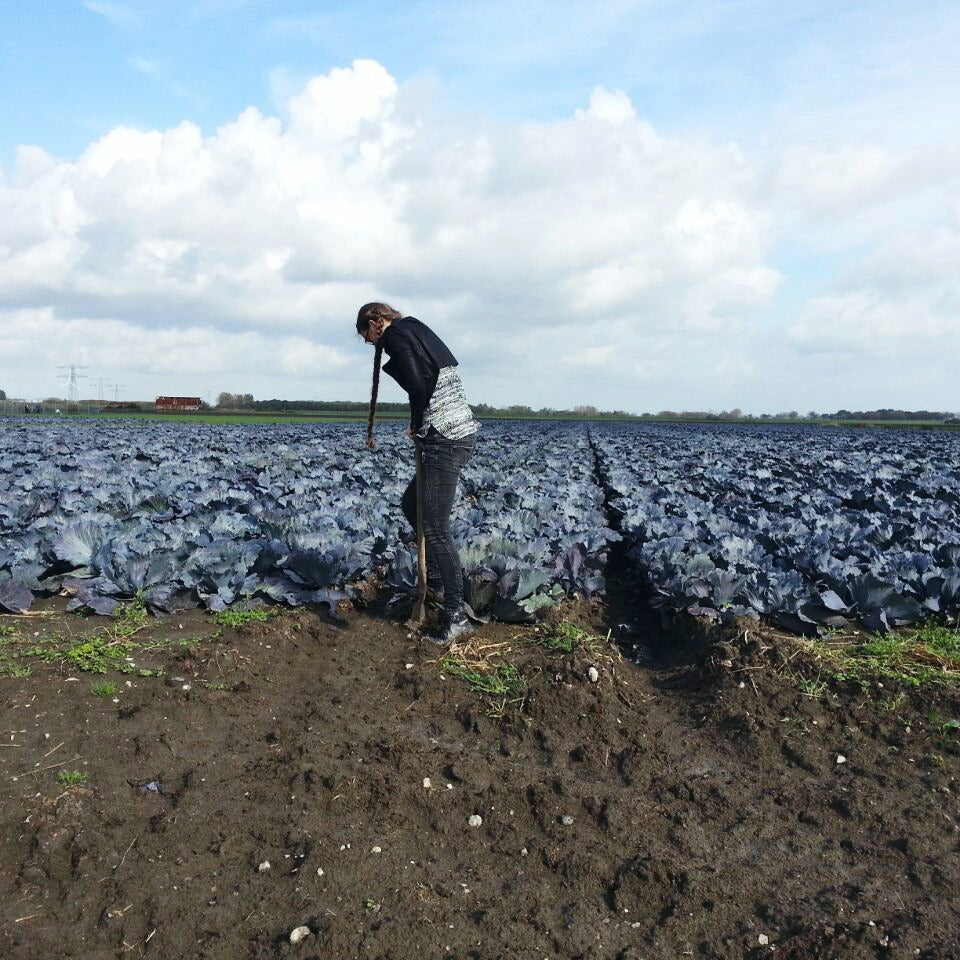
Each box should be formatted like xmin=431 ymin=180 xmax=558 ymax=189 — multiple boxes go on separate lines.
xmin=381 ymin=317 xmax=458 ymax=430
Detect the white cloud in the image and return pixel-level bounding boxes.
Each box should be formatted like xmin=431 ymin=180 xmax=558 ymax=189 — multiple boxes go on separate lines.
xmin=576 ymin=86 xmax=637 ymax=125
xmin=0 ymin=308 xmax=347 ymax=389
xmin=0 ymin=57 xmax=954 ymax=410
xmin=0 ymin=60 xmax=782 ymax=406
xmin=788 ymin=290 xmax=957 ymax=356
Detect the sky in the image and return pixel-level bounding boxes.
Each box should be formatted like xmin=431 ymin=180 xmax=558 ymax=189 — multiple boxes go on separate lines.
xmin=0 ymin=0 xmax=958 ymax=414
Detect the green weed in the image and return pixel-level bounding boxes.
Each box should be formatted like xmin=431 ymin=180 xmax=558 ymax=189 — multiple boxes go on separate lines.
xmin=110 ymin=597 xmax=150 ymax=639
xmin=915 ymin=623 xmax=960 ymax=658
xmin=57 ymin=770 xmax=88 ymax=786
xmin=531 ymin=620 xmax=607 ymax=654
xmin=214 ymin=608 xmax=277 ymax=627
xmin=0 ymin=663 xmax=31 ymax=678
xmin=876 ymin=692 xmax=907 ymax=713
xmin=798 ymin=623 xmax=960 ymax=690
xmin=793 ymin=673 xmax=828 ymax=698
xmin=64 ymin=637 xmax=128 ymax=674
xmin=927 ymin=711 xmax=960 ymax=736
xmin=441 ymin=653 xmax=526 ymax=696
xmin=90 ymin=680 xmax=120 ymax=697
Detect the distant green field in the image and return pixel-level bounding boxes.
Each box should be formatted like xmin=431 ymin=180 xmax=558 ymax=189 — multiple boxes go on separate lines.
xmin=3 ymin=410 xmax=404 ymax=425
xmin=3 ymin=410 xmax=958 ymax=430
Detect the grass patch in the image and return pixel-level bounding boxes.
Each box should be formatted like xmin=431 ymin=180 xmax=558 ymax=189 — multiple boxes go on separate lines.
xmin=440 ymin=637 xmax=528 ymax=715
xmin=918 ymin=623 xmax=960 ymax=657
xmin=109 ymin=597 xmax=150 ymax=639
xmin=528 ymin=620 xmax=621 ymax=669
xmin=0 ymin=663 xmax=31 ymax=678
xmin=793 ymin=672 xmax=829 ymax=698
xmin=797 ymin=622 xmax=960 ymax=689
xmin=0 ymin=603 xmax=225 ymax=679
xmin=57 ymin=770 xmax=88 ymax=786
xmin=64 ymin=637 xmax=130 ymax=674
xmin=531 ymin=620 xmax=607 ymax=654
xmin=927 ymin=711 xmax=960 ymax=736
xmin=214 ymin=608 xmax=277 ymax=627
xmin=442 ymin=655 xmax=527 ymax=696
xmin=90 ymin=680 xmax=120 ymax=697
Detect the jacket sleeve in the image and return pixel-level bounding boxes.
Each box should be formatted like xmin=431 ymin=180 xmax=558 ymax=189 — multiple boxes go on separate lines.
xmin=382 ymin=332 xmax=431 ymax=430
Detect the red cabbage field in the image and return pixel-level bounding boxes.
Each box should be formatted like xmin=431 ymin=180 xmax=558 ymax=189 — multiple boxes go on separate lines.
xmin=1 ymin=418 xmax=958 ymax=635
xmin=2 ymin=416 xmax=960 ymax=960
xmin=591 ymin=422 xmax=960 ymax=634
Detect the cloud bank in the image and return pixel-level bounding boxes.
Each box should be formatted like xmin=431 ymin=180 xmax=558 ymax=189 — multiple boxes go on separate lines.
xmin=1 ymin=59 xmax=957 ymax=410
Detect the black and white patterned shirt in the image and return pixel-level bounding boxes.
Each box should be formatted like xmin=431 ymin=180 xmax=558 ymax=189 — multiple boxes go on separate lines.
xmin=416 ymin=366 xmax=479 ymax=440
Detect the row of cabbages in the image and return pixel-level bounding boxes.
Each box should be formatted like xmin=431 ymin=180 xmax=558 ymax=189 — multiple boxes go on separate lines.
xmin=0 ymin=419 xmax=618 ymax=621
xmin=590 ymin=422 xmax=960 ymax=633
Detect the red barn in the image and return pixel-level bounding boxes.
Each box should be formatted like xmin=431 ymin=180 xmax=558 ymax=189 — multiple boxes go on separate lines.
xmin=155 ymin=396 xmax=202 ymax=411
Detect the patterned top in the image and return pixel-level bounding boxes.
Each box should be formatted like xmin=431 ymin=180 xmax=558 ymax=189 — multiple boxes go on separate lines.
xmin=416 ymin=366 xmax=479 ymax=440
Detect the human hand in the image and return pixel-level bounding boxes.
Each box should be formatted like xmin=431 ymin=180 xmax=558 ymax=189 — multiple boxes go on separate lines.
xmin=404 ymin=427 xmax=415 ymax=439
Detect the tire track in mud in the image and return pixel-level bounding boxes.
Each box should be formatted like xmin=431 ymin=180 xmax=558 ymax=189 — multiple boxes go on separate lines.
xmin=586 ymin=425 xmax=701 ymax=669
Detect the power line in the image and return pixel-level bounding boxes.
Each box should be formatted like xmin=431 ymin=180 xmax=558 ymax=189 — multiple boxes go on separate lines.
xmin=58 ymin=365 xmax=87 ymax=403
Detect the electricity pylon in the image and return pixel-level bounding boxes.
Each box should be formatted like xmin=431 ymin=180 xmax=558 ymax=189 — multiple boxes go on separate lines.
xmin=58 ymin=365 xmax=87 ymax=403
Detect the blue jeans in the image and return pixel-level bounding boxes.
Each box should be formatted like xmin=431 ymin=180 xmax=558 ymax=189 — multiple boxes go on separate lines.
xmin=401 ymin=428 xmax=477 ymax=614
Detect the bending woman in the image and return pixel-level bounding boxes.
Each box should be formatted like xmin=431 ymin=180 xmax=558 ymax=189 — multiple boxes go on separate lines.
xmin=356 ymin=302 xmax=479 ymax=645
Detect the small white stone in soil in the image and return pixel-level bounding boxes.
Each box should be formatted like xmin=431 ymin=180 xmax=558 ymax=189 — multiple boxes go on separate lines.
xmin=371 ymin=846 xmax=382 ymax=854
xmin=836 ymin=754 xmax=847 ymax=764
xmin=520 ymin=847 xmax=528 ymax=857
xmin=561 ymin=815 xmax=575 ymax=826
xmin=758 ymin=933 xmax=769 ymax=945
xmin=289 ymin=925 xmax=311 ymax=944
xmin=468 ymin=814 xmax=483 ymax=828
xmin=316 ymin=867 xmax=324 ymax=877
xmin=587 ymin=666 xmax=599 ymax=683
xmin=423 ymin=777 xmax=432 ymax=789
xmin=405 ymin=663 xmax=414 ymax=669
xmin=257 ymin=861 xmax=271 ymax=873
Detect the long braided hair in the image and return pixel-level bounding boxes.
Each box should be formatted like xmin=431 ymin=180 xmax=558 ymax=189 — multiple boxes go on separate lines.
xmin=356 ymin=302 xmax=402 ymax=449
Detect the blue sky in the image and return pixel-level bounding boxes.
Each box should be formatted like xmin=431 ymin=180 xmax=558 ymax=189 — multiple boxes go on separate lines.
xmin=1 ymin=0 xmax=958 ymax=411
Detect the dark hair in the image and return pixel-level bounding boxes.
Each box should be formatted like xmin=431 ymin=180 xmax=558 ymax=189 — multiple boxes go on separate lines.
xmin=356 ymin=302 xmax=402 ymax=449
xmin=356 ymin=301 xmax=402 ymax=336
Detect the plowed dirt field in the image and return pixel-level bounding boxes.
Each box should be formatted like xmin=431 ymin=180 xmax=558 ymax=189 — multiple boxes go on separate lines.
xmin=1 ymin=601 xmax=958 ymax=960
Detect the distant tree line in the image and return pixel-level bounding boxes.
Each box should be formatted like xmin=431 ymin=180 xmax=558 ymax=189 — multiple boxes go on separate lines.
xmin=821 ymin=408 xmax=954 ymax=421
xmin=250 ymin=398 xmax=409 ymax=412
xmin=243 ymin=398 xmax=640 ymax=418
xmin=202 ymin=395 xmax=959 ymax=423
xmin=639 ymin=408 xmax=957 ymax=422
xmin=217 ymin=392 xmax=255 ymax=408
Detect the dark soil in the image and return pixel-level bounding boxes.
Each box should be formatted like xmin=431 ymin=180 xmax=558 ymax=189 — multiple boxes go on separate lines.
xmin=1 ymin=601 xmax=959 ymax=960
